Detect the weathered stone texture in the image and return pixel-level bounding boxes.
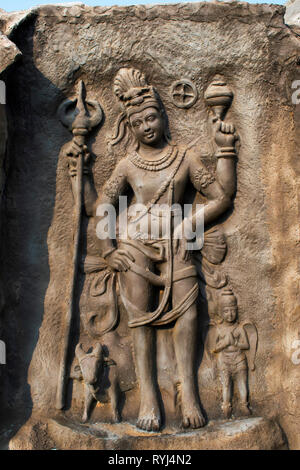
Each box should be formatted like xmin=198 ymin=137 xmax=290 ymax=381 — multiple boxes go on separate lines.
xmin=286 ymin=0 xmax=300 ymax=27
xmin=0 ymin=2 xmax=299 ymax=449
xmin=0 ymin=32 xmax=20 ymax=75
xmin=9 ymin=416 xmax=287 ymax=450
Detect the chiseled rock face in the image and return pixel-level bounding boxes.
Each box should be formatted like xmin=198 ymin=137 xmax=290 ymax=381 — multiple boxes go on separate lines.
xmin=0 ymin=31 xmax=19 ymax=64
xmin=285 ymin=0 xmax=300 ymax=27
xmin=0 ymin=25 xmax=21 ymax=73
xmin=0 ymin=2 xmax=299 ymax=449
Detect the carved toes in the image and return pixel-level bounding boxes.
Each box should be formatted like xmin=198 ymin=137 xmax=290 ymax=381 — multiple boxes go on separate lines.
xmin=222 ymin=403 xmax=232 ymax=419
xmin=240 ymin=404 xmax=252 ymax=416
xmin=182 ymin=406 xmax=206 ymax=429
xmin=137 ymin=416 xmax=161 ymax=432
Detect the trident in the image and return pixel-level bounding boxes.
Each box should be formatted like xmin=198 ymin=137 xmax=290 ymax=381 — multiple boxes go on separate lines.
xmin=56 ymin=81 xmax=103 ymax=410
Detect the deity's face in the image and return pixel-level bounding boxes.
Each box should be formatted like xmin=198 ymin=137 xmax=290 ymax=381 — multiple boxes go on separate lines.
xmin=129 ymin=106 xmax=164 ymax=146
xmin=221 ymin=304 xmax=237 ymax=323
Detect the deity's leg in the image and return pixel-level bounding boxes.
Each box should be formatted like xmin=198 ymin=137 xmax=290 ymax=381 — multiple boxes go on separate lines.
xmin=119 ymin=243 xmax=161 ymax=431
xmin=173 ymin=303 xmax=205 ymax=428
xmin=132 ymin=325 xmax=161 ymax=431
xmin=171 ymin=265 xmax=205 ymax=428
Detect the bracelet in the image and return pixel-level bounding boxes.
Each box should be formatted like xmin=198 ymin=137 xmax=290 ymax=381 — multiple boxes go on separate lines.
xmin=215 ymin=147 xmax=237 ymax=159
xmin=218 ymin=147 xmax=236 ymax=152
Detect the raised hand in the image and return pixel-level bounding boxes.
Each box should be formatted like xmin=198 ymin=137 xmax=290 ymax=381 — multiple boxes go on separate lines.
xmin=64 ymin=139 xmax=91 ymax=176
xmin=214 ymin=120 xmax=237 ymax=149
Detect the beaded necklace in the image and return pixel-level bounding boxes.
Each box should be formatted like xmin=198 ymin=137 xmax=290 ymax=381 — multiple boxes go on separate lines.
xmin=129 ymin=145 xmax=176 ymax=171
xmin=129 ymin=146 xmax=186 ymax=225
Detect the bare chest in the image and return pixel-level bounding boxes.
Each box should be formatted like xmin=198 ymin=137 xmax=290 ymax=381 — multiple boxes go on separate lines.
xmin=127 ymin=159 xmax=189 ymax=205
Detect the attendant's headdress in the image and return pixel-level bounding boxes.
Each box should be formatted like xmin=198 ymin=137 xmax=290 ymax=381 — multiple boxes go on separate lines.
xmin=220 ymin=287 xmax=238 ymax=307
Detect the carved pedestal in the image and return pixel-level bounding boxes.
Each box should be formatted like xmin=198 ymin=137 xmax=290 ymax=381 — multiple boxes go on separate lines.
xmin=9 ymin=416 xmax=287 ymax=450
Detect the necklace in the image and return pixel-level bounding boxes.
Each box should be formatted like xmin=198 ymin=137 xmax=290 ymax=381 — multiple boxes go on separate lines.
xmin=129 ymin=145 xmax=177 ymax=171
xmin=129 ymin=147 xmax=186 ymax=225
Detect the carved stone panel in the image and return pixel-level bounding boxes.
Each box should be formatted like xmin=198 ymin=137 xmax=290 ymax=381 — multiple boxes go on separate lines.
xmin=0 ymin=2 xmax=299 ymax=450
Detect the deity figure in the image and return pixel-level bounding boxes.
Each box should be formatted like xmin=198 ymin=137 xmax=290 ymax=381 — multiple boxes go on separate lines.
xmin=62 ymin=69 xmax=238 ymax=431
xmin=207 ymin=288 xmax=258 ymax=419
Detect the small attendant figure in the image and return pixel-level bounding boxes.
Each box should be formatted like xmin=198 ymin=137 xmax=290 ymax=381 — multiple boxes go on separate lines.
xmin=207 ymin=288 xmax=258 ymax=419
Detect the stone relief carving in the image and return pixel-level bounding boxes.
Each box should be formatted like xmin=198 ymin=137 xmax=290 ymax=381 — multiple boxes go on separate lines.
xmin=56 ymin=67 xmax=241 ymax=432
xmin=71 ymin=342 xmax=122 ymax=424
xmin=206 ymin=288 xmax=258 ymax=419
xmin=170 ymin=79 xmax=198 ymax=109
xmin=56 ymin=81 xmax=103 ymax=410
xmin=0 ymin=2 xmax=297 ymax=451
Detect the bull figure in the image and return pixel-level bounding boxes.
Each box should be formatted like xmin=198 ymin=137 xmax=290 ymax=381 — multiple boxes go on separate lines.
xmin=73 ymin=342 xmax=120 ymax=423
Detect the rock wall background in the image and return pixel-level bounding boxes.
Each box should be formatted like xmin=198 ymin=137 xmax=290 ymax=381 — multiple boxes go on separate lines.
xmin=0 ymin=2 xmax=299 ymax=449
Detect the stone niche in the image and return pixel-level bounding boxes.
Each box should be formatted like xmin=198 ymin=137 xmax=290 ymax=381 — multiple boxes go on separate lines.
xmin=0 ymin=2 xmax=299 ymax=450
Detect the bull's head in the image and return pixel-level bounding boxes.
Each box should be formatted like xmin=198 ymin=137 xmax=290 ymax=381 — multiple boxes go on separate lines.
xmin=75 ymin=343 xmax=104 ymax=385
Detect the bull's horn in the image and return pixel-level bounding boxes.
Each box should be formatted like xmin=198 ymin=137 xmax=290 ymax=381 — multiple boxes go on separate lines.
xmin=75 ymin=343 xmax=85 ymax=360
xmin=93 ymin=343 xmax=102 ymax=358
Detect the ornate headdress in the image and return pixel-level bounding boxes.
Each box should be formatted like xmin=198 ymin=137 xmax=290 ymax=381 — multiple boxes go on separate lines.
xmin=110 ymin=68 xmax=162 ymax=147
xmin=114 ymin=68 xmax=160 ymax=117
xmin=220 ymin=287 xmax=238 ymax=306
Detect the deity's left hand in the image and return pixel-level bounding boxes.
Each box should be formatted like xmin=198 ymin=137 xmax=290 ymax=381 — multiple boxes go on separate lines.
xmin=214 ymin=121 xmax=237 ymax=149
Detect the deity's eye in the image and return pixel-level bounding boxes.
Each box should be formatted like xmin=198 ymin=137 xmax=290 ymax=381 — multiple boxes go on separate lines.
xmin=132 ymin=120 xmax=142 ymax=128
xmin=146 ymin=114 xmax=157 ymax=122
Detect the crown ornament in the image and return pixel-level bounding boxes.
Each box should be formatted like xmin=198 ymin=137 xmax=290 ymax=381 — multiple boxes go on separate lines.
xmin=113 ymin=68 xmax=160 ymax=117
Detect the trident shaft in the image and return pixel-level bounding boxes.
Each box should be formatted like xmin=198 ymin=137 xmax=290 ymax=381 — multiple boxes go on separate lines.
xmin=56 ymin=81 xmax=103 ymax=410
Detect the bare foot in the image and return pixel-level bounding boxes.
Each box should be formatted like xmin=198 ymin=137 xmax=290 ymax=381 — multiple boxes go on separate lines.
xmin=240 ymin=403 xmax=252 ymax=416
xmin=222 ymin=403 xmax=232 ymax=419
xmin=181 ymin=401 xmax=206 ymax=429
xmin=137 ymin=403 xmax=161 ymax=432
